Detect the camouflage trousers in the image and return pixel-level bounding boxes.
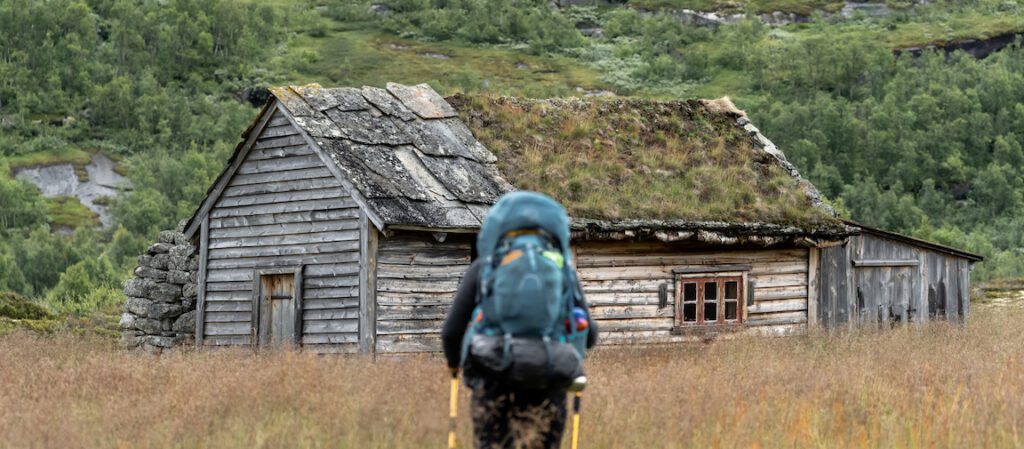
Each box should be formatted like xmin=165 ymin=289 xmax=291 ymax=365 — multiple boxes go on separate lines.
xmin=470 ymin=383 xmax=567 ymax=449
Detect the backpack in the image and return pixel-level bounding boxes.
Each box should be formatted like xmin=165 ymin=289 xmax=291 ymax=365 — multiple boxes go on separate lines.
xmin=461 ymin=192 xmax=589 ymax=390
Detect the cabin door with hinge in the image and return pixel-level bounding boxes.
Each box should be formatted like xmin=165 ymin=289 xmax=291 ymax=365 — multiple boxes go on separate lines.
xmin=256 ymin=272 xmax=300 ymax=348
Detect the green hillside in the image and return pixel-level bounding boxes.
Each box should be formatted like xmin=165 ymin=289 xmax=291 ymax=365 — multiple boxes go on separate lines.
xmin=1 ymin=0 xmax=1024 ymax=323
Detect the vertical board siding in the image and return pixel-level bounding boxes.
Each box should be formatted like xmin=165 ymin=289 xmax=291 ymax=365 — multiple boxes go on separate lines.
xmin=818 ymin=233 xmax=972 ymax=328
xmin=201 ymin=109 xmax=360 ymax=351
xmin=374 ymin=232 xmax=473 ymax=353
xmin=574 ymin=243 xmax=810 ymax=344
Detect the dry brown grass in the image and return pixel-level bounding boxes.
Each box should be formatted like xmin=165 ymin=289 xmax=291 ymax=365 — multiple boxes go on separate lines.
xmin=2 ymin=307 xmax=1022 ymax=449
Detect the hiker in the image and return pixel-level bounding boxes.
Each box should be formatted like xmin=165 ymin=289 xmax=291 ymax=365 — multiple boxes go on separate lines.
xmin=442 ymin=191 xmax=598 ymax=449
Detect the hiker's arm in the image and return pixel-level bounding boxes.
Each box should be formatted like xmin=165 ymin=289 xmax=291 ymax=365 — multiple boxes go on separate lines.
xmin=441 ymin=259 xmax=481 ymax=369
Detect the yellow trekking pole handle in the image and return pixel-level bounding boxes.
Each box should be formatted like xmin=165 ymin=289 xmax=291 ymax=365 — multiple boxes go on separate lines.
xmin=571 ymin=391 xmax=583 ymax=449
xmin=448 ymin=373 xmax=460 ymax=449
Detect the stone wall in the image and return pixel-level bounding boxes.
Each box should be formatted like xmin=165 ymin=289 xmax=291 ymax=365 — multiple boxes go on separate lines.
xmin=120 ymin=225 xmax=199 ymax=354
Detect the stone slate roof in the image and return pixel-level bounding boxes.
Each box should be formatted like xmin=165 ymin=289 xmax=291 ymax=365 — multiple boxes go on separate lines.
xmin=270 ymin=83 xmax=513 ymax=230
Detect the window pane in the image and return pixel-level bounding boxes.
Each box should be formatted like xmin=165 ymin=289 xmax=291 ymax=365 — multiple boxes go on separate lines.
xmin=684 ymin=283 xmax=697 ymax=302
xmin=704 ymin=282 xmax=717 ymax=301
xmin=704 ymin=302 xmax=717 ymax=322
xmin=683 ymin=303 xmax=697 ymax=322
xmin=725 ymin=301 xmax=738 ymax=320
xmin=724 ymin=281 xmax=738 ymax=300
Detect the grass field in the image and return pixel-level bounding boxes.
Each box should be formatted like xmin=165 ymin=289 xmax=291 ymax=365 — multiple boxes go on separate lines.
xmin=1 ymin=306 xmax=1021 ymax=449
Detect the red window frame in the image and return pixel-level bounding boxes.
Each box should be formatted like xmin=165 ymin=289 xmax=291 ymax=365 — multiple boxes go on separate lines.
xmin=675 ymin=275 xmax=744 ymax=326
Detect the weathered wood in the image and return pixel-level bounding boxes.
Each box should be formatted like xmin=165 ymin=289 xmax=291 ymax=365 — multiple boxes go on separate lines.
xmin=303 ymin=319 xmax=358 ymax=334
xmin=205 ymin=311 xmax=252 ymax=323
xmin=246 ymin=144 xmax=315 ymax=162
xmin=358 ymin=212 xmax=379 ymax=354
xmin=377 ymin=319 xmax=446 ymax=335
xmin=593 ymin=318 xmax=673 ymax=332
xmin=305 ymin=273 xmax=361 ymax=287
xmin=585 ymin=292 xmax=666 ymax=307
xmin=671 ymin=264 xmax=752 ymax=274
xmin=748 ymin=273 xmax=807 ymax=289
xmin=305 ymin=343 xmax=361 ymax=354
xmin=205 ymin=301 xmax=252 ymax=312
xmin=252 ymin=134 xmax=308 ymax=150
xmin=214 ymin=187 xmax=348 ymax=209
xmin=590 ymin=305 xmax=673 ymax=320
xmin=304 ymin=308 xmax=359 ymax=320
xmin=377 ymin=305 xmax=449 ymax=321
xmin=209 ymin=198 xmax=358 ymax=219
xmin=746 ymin=312 xmax=807 ymax=326
xmin=303 ymin=297 xmax=360 ymax=310
xmin=807 ymin=247 xmax=819 ymax=327
xmin=210 ymin=220 xmax=360 ymax=239
xmin=204 ymin=322 xmax=251 ymax=336
xmin=210 ymin=209 xmax=360 ymax=229
xmin=221 ymin=177 xmax=343 ymax=199
xmin=205 ymin=281 xmax=252 ymax=292
xmin=376 ymin=334 xmax=442 ymax=353
xmin=852 ymin=259 xmax=920 ymax=267
xmin=255 ymin=124 xmax=299 ymax=139
xmin=195 ymin=216 xmax=209 ymax=348
xmin=234 ymin=154 xmax=325 ymax=175
xmin=752 ymin=286 xmax=807 ymax=301
xmin=209 ymin=230 xmax=359 ymax=250
xmin=277 ymin=103 xmax=388 ymax=232
xmin=184 ymin=104 xmax=277 ymax=239
xmin=204 ymin=335 xmax=252 ymax=346
xmin=208 ymin=241 xmax=360 ymax=261
xmin=228 ymin=167 xmax=334 ymax=187
xmin=268 ymin=115 xmax=291 ymax=127
xmin=206 ymin=251 xmax=360 ymax=271
xmin=303 ymin=334 xmax=360 ymax=345
xmin=205 ymin=291 xmax=251 ymax=302
xmin=306 ymin=263 xmax=364 ymax=277
xmin=304 ymin=287 xmax=359 ymax=299
xmin=749 ymin=299 xmax=807 ymax=314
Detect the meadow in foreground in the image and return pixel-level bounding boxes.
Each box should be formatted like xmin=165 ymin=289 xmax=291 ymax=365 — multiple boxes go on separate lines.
xmin=1 ymin=306 xmax=1021 ymax=449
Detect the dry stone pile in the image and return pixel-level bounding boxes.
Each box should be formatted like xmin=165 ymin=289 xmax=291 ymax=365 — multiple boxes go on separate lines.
xmin=120 ymin=222 xmax=199 ymax=354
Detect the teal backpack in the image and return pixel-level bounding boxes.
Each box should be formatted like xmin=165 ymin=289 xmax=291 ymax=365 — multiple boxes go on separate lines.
xmin=461 ymin=192 xmax=589 ymax=390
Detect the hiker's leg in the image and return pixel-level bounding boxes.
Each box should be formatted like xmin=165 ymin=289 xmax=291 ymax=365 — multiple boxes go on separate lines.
xmin=471 ymin=385 xmax=513 ymax=449
xmin=509 ymin=389 xmax=568 ymax=449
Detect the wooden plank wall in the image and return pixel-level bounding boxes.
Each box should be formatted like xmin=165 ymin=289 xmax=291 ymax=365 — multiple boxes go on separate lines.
xmin=817 ymin=233 xmax=970 ymax=328
xmin=201 ymin=109 xmax=362 ymax=352
xmin=374 ymin=232 xmax=473 ymax=353
xmin=573 ymin=242 xmax=810 ymax=344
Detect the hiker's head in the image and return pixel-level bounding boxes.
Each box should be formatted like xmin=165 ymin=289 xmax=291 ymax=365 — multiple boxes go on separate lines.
xmin=477 ymin=191 xmax=570 ymax=259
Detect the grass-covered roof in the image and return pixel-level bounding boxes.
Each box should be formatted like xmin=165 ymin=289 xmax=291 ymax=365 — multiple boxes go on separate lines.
xmin=448 ymin=94 xmax=841 ymax=231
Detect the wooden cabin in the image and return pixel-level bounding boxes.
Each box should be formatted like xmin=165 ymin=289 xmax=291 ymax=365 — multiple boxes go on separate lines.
xmin=179 ymin=83 xmax=981 ymax=353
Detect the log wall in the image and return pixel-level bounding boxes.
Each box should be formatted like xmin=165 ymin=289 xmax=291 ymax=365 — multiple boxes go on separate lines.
xmin=200 ymin=109 xmax=362 ymax=352
xmin=574 ymin=242 xmax=811 ymax=343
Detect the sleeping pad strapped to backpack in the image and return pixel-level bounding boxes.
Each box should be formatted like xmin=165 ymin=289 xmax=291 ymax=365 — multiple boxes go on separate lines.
xmin=461 ymin=191 xmax=589 ymax=390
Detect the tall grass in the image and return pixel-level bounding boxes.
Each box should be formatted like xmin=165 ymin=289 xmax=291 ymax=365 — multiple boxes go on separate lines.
xmin=1 ymin=307 xmax=1021 ymax=449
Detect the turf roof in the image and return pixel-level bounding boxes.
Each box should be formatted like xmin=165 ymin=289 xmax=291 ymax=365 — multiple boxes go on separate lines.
xmin=448 ymin=94 xmax=841 ymax=230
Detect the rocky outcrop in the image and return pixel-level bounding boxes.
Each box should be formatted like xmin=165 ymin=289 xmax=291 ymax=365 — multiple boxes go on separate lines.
xmin=120 ymin=222 xmax=198 ymax=354
xmin=896 ymin=32 xmax=1024 ymax=60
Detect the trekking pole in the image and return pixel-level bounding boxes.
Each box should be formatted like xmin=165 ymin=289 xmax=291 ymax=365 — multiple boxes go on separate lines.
xmin=570 ymin=376 xmax=587 ymax=449
xmin=448 ymin=371 xmax=460 ymax=449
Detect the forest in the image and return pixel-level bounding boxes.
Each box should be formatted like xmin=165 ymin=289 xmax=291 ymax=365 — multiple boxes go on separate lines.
xmin=0 ymin=0 xmax=1022 ymax=329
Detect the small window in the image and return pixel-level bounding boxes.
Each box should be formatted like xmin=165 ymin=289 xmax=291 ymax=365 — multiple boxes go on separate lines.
xmin=675 ymin=275 xmax=744 ymax=327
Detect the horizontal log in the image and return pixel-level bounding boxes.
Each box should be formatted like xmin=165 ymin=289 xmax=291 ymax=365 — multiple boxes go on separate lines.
xmin=590 ymin=304 xmax=673 ymax=320
xmin=302 ymin=334 xmax=359 ymax=345
xmin=204 ymin=291 xmax=250 ymax=302
xmin=377 ymin=305 xmax=449 ymax=321
xmin=576 ymin=243 xmax=805 ymax=257
xmin=303 ymin=308 xmax=359 ymax=320
xmin=205 ymin=301 xmax=252 ymax=312
xmin=206 ymin=281 xmax=251 ymax=292
xmin=378 ymin=239 xmax=472 ymax=252
xmin=205 ymin=311 xmax=252 ymax=323
xmin=376 ymin=253 xmax=472 ymax=266
xmin=255 ymin=124 xmax=299 ymax=140
xmin=749 ymin=261 xmax=808 ymax=276
xmin=376 ymin=292 xmax=455 ymax=306
xmin=304 ymin=343 xmax=361 ymax=354
xmin=592 ymin=317 xmax=673 ymax=332
xmin=377 ymin=319 xmax=445 ymax=335
xmin=209 ymin=229 xmax=359 ymax=250
xmin=228 ymin=167 xmax=334 ymax=187
xmin=748 ymin=299 xmax=807 ymax=314
xmin=210 ymin=209 xmax=360 ymax=229
xmin=206 ymin=250 xmax=360 ymax=271
xmin=376 ymin=334 xmax=442 ymax=353
xmin=749 ymin=273 xmax=807 ymax=289
xmin=303 ymin=319 xmax=358 ymax=334
xmin=377 ymin=263 xmax=470 ymax=276
xmin=585 ymin=292 xmax=667 ymax=307
xmin=203 ymin=335 xmax=251 ymax=346
xmin=210 ymin=219 xmax=359 ymax=239
xmin=746 ymin=311 xmax=806 ymax=326
xmin=671 ymin=264 xmax=752 ymax=275
xmin=215 ymin=187 xmax=348 ymax=209
xmin=304 ymin=274 xmax=360 ymax=288
xmin=304 ymin=286 xmax=359 ymax=299
xmin=745 ymin=324 xmax=806 ymax=337
xmin=253 ymin=134 xmax=307 ymax=150
xmin=581 ymin=279 xmax=664 ymax=294
xmin=378 ymin=278 xmax=460 ymax=294
xmin=204 ymin=322 xmax=252 ymax=336
xmin=306 ymin=263 xmax=363 ymax=278
xmin=210 ymin=198 xmax=358 ymax=218
xmin=752 ymin=286 xmax=808 ymax=301
xmin=208 ymin=240 xmax=360 ymax=260
xmin=303 ymin=297 xmax=360 ymax=310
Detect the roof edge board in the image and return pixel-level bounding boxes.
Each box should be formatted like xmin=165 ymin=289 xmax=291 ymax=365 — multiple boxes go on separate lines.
xmin=844 ymin=219 xmax=984 ymax=262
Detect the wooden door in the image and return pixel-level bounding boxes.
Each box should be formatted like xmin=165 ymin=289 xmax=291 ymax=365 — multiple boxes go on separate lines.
xmin=854 ymin=266 xmax=913 ymax=325
xmin=257 ymin=272 xmax=299 ymax=347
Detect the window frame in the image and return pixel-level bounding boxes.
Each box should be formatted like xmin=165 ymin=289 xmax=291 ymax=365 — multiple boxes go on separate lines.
xmin=674 ymin=272 xmax=747 ymax=329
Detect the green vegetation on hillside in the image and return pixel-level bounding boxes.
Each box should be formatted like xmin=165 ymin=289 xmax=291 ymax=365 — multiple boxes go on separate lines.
xmin=1 ymin=0 xmax=1024 ymax=326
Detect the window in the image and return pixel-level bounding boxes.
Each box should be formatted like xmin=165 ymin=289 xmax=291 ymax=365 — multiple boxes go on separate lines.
xmin=675 ymin=275 xmax=744 ymax=326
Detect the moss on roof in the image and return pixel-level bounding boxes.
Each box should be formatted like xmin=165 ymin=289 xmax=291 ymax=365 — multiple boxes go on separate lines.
xmin=449 ymin=94 xmax=838 ymax=228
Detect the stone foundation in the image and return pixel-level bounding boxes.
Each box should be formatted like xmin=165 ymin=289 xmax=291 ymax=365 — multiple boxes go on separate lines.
xmin=120 ymin=223 xmax=199 ymax=354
